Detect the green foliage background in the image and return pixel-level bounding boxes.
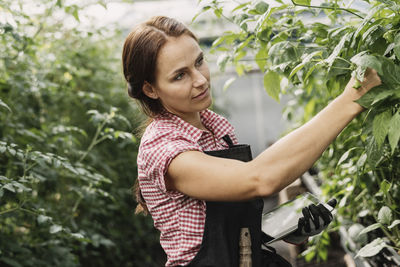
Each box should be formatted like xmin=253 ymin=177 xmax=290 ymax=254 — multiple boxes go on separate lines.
xmin=196 ymin=0 xmax=400 ymax=263
xmin=0 ymin=1 xmax=162 ymax=266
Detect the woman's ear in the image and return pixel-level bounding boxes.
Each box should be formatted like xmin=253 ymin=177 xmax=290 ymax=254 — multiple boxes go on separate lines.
xmin=142 ymin=82 xmax=158 ymax=99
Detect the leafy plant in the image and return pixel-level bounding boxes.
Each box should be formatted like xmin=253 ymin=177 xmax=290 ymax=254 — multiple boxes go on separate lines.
xmin=0 ymin=1 xmax=162 ymax=266
xmin=196 ymin=0 xmax=400 ymax=263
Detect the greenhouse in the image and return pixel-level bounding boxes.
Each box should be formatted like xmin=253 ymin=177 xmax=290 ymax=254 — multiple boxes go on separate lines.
xmin=1 ymin=0 xmax=399 ymax=266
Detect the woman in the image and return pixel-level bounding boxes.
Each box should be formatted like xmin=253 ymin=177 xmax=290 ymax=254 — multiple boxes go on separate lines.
xmin=122 ymin=16 xmax=381 ymax=267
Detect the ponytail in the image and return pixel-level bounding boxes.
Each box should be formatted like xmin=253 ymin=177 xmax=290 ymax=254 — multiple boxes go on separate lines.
xmin=134 ymin=118 xmax=153 ymax=215
xmin=134 ymin=179 xmax=149 ymax=215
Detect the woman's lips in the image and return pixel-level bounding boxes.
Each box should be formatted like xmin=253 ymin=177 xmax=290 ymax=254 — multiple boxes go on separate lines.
xmin=193 ymin=88 xmax=209 ymax=99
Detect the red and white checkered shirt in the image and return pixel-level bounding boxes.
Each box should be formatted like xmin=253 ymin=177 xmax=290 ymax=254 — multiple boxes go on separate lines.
xmin=137 ymin=109 xmax=238 ymax=266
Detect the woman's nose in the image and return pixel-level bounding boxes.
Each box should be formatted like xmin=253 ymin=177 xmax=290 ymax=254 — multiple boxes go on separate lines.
xmin=192 ymin=70 xmax=207 ymax=88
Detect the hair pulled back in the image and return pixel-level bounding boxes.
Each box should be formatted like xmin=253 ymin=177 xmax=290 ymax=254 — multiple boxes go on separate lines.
xmin=122 ymin=16 xmax=198 ymax=118
xmin=122 ymin=16 xmax=198 ymax=214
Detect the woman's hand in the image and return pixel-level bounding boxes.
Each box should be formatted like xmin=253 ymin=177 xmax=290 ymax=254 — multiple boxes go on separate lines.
xmin=340 ymin=68 xmax=382 ymax=113
xmin=283 ymin=199 xmax=337 ymax=245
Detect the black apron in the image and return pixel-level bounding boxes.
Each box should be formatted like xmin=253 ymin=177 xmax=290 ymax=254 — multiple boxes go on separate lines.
xmin=187 ymin=135 xmax=292 ymax=267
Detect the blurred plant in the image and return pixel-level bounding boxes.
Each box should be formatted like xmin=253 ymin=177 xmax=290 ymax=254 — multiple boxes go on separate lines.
xmin=0 ymin=0 xmax=162 ymax=266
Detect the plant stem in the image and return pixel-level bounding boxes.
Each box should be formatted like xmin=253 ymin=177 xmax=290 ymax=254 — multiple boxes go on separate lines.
xmin=19 ymin=207 xmax=39 ymax=215
xmin=0 ymin=206 xmax=19 ymax=215
xmin=336 ymin=57 xmax=352 ymax=65
xmin=330 ymin=66 xmax=352 ymax=71
xmin=381 ymin=226 xmax=398 ymax=246
xmin=290 ymin=0 xmax=364 ymax=19
xmin=25 ymin=162 xmax=38 ymax=173
xmin=78 ymin=119 xmax=107 ymax=163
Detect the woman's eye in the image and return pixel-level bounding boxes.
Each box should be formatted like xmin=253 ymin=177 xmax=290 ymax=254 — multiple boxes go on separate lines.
xmin=175 ymin=73 xmax=184 ymax=80
xmin=195 ymin=57 xmax=204 ymax=67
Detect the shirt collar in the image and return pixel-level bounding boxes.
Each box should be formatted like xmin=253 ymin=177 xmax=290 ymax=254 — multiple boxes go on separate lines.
xmin=158 ymin=109 xmax=234 ymax=143
xmin=200 ymin=109 xmax=234 ymax=139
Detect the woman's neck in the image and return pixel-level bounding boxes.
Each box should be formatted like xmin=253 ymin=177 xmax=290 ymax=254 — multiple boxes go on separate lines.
xmin=186 ymin=112 xmax=207 ymax=131
xmin=171 ymin=110 xmax=207 ymax=131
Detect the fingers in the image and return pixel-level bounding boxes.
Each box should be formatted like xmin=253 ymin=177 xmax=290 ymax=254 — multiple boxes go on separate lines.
xmin=362 ymin=68 xmax=382 ymax=90
xmin=316 ymin=204 xmax=333 ymax=226
xmin=327 ymin=198 xmax=337 ymax=208
xmin=301 ymin=203 xmax=333 ymax=234
xmin=308 ymin=204 xmax=321 ymax=229
xmin=297 ymin=217 xmax=306 ymax=234
xmin=301 ymin=206 xmax=312 ymax=233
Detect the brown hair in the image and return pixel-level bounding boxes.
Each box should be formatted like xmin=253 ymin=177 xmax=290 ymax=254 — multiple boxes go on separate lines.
xmin=122 ymin=16 xmax=198 ymax=214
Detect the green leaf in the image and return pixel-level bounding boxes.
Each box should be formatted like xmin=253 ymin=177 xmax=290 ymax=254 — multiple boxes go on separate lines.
xmin=355 ymin=85 xmax=387 ymax=108
xmin=378 ymin=206 xmax=392 ymax=225
xmin=0 ymin=257 xmax=23 ymax=267
xmin=0 ymin=98 xmax=11 ymax=112
xmin=352 ymin=6 xmax=381 ymax=45
xmin=12 ymin=182 xmax=31 ymax=193
xmin=301 ymin=247 xmax=316 ymax=262
xmin=252 ymin=1 xmax=269 ymax=14
xmin=216 ymin=54 xmax=230 ymax=72
xmin=70 ymin=233 xmax=85 ymax=240
xmin=223 ymin=77 xmax=236 ymax=91
xmin=213 ymin=8 xmax=223 ymax=18
xmin=50 ymin=224 xmax=63 ymax=234
xmin=72 ymin=8 xmax=79 ymax=22
xmin=2 ymin=183 xmax=15 ymax=193
xmin=371 ymin=90 xmax=394 ymax=105
xmin=255 ymin=46 xmax=268 ymax=72
xmin=37 ymin=215 xmax=52 ymax=224
xmin=318 ymin=248 xmax=328 ymax=261
xmin=388 ymin=219 xmax=400 ymax=229
xmin=338 ymin=147 xmax=358 ymax=166
xmin=350 ymin=53 xmax=382 ymax=76
xmin=356 ymin=153 xmax=367 ymax=168
xmin=232 ymin=2 xmax=251 ymax=12
xmin=325 ymin=33 xmax=350 ymax=68
xmin=379 ymin=56 xmax=400 ymax=86
xmin=366 ymin=136 xmax=383 ymax=168
xmin=293 ymin=0 xmax=311 ymax=5
xmin=235 ymin=63 xmax=246 ymax=76
xmin=289 ymin=62 xmax=305 ymax=78
xmin=358 ymin=223 xmax=381 ymax=237
xmin=290 ymin=51 xmax=322 ymax=79
xmin=380 ymin=180 xmax=391 ymax=195
xmin=388 ymin=111 xmax=400 ymax=154
xmin=263 ymin=71 xmax=281 ymax=102
xmin=192 ymin=5 xmax=211 ymax=22
xmin=304 ymin=64 xmax=317 ymax=82
xmin=356 ymin=238 xmax=387 ymax=258
xmin=394 ymin=33 xmax=400 ymax=60
xmin=372 ymin=110 xmax=391 ymax=147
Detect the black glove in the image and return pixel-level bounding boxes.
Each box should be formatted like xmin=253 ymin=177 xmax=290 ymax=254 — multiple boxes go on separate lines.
xmin=283 ymin=198 xmax=337 ymax=245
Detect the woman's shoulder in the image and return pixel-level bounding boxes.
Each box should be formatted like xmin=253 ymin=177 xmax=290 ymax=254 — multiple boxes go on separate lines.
xmin=141 ymin=116 xmax=177 ymax=143
xmin=140 ymin=113 xmax=197 ymax=149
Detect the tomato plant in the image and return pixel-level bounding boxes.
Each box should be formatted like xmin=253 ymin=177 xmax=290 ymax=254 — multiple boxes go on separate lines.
xmin=0 ymin=1 xmax=162 ymax=266
xmin=196 ymin=0 xmax=400 ymax=263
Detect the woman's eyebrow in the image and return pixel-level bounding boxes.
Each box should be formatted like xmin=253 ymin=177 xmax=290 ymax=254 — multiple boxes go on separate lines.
xmin=168 ymin=51 xmax=204 ymax=77
xmin=196 ymin=51 xmax=204 ymax=60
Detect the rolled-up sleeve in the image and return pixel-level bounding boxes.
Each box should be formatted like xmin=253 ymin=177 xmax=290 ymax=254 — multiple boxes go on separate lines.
xmin=139 ymin=134 xmax=201 ymax=193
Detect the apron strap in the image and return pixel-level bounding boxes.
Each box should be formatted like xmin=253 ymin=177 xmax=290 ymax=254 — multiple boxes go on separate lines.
xmin=222 ymin=134 xmax=234 ymax=147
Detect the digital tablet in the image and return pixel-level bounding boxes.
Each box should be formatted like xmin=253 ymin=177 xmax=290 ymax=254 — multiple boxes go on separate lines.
xmin=261 ymin=193 xmax=334 ymax=244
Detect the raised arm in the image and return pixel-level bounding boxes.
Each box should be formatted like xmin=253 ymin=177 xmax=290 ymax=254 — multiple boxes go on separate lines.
xmin=166 ymin=69 xmax=381 ymax=201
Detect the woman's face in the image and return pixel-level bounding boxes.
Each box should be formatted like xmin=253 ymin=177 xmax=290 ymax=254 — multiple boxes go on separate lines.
xmin=146 ymin=34 xmax=211 ymax=121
